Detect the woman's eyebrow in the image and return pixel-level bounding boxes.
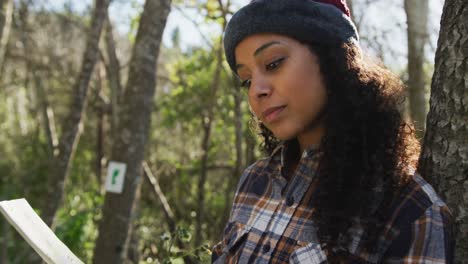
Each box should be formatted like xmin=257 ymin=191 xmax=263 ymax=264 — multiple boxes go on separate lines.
xmin=235 ymin=41 xmax=282 ymax=71
xmin=253 ymin=41 xmax=281 ymax=57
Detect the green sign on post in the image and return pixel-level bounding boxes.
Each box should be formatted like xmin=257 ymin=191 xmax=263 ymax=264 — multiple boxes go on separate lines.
xmin=105 ymin=161 xmax=127 ymax=193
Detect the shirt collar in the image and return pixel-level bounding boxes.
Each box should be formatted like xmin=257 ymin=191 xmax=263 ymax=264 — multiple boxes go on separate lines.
xmin=270 ymin=140 xmax=322 ymax=168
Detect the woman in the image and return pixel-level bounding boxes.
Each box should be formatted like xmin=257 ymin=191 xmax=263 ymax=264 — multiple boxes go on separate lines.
xmin=212 ymin=0 xmax=453 ymax=263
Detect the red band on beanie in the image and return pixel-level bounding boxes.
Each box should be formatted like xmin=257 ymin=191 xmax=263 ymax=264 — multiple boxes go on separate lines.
xmin=312 ymin=0 xmax=351 ymax=17
xmin=251 ymin=0 xmax=351 ymax=17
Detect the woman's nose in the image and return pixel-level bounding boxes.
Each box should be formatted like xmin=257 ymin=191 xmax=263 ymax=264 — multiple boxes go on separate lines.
xmin=250 ymin=77 xmax=272 ymax=100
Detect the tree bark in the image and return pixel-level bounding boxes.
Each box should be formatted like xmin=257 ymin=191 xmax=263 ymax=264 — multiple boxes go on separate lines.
xmin=0 ymin=0 xmax=13 ymax=72
xmin=404 ymin=0 xmax=429 ymax=136
xmin=95 ymin=62 xmax=106 ymax=187
xmin=103 ymin=15 xmax=122 ymax=133
xmin=126 ymin=207 xmax=141 ymax=263
xmin=418 ymin=0 xmax=467 ymax=262
xmin=41 ymin=0 xmax=110 ymax=228
xmin=92 ymin=0 xmax=171 ymax=262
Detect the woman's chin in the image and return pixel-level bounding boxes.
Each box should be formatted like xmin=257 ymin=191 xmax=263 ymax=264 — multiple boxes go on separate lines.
xmin=271 ymin=130 xmax=296 ymax=141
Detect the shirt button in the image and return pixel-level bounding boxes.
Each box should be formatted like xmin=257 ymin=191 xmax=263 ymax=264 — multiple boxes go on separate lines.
xmin=263 ymin=242 xmax=271 ymax=253
xmin=286 ymin=196 xmax=294 ymax=206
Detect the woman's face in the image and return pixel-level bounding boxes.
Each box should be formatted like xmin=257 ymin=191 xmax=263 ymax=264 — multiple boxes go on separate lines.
xmin=235 ymin=33 xmax=327 ymax=146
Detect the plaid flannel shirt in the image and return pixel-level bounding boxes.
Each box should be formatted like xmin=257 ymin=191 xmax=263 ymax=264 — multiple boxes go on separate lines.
xmin=212 ymin=144 xmax=453 ymax=263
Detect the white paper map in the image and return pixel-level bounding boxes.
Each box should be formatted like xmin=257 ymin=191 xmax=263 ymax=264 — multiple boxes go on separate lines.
xmin=0 ymin=198 xmax=83 ymax=264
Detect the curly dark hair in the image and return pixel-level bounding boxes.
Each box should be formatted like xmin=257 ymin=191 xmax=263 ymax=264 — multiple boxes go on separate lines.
xmin=253 ymin=42 xmax=421 ymax=260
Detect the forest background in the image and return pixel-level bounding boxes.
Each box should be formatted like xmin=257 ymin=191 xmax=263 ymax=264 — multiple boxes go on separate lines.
xmin=0 ymin=0 xmax=466 ymax=263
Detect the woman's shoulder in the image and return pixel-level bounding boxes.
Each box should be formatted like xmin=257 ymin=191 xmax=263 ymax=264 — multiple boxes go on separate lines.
xmin=235 ymin=156 xmax=276 ymax=192
xmin=381 ymin=174 xmax=454 ymax=261
xmin=411 ymin=173 xmax=448 ymax=207
xmin=388 ymin=172 xmax=452 ymax=228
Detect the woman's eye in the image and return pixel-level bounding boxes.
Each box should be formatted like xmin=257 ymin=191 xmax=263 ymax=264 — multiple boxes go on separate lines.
xmin=266 ymin=58 xmax=285 ymax=71
xmin=241 ymin=79 xmax=251 ymax=88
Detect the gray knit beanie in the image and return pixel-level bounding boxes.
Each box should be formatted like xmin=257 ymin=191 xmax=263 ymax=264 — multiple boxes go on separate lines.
xmin=224 ymin=0 xmax=359 ymax=73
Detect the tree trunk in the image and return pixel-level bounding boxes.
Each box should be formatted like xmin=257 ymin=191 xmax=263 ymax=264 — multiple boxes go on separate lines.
xmin=194 ymin=1 xmax=228 ymax=247
xmin=41 ymin=0 xmax=110 ymax=228
xmin=418 ymin=0 xmax=467 ymax=262
xmin=404 ymin=0 xmax=429 ymax=137
xmin=33 ymin=72 xmax=58 ymax=156
xmin=19 ymin=0 xmax=59 ymax=156
xmin=92 ymin=0 xmax=171 ymax=262
xmin=232 ymin=77 xmax=243 ymax=189
xmin=195 ymin=117 xmax=213 ymax=247
xmin=126 ymin=207 xmax=141 ymax=263
xmin=0 ymin=0 xmax=13 ymax=72
xmin=194 ymin=38 xmax=224 ymax=247
xmin=221 ymin=76 xmax=243 ymax=233
xmin=95 ymin=62 xmax=106 ymax=187
xmin=103 ymin=14 xmax=122 ymax=133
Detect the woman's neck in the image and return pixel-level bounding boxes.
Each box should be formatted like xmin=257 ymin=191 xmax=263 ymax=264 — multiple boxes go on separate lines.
xmin=296 ymin=124 xmax=325 ymax=152
xmin=283 ymin=140 xmax=300 ymax=181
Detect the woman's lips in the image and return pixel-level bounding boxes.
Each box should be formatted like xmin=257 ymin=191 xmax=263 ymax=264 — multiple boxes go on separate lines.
xmin=262 ymin=106 xmax=286 ymax=123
